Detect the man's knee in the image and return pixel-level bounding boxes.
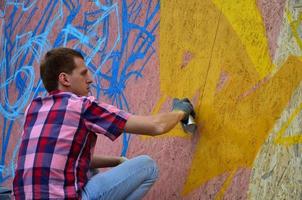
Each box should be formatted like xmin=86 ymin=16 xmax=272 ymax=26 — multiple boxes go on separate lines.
xmin=134 ymin=155 xmax=159 ymax=179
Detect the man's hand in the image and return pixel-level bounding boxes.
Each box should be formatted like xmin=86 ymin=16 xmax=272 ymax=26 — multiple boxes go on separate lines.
xmin=172 ymin=98 xmax=195 ymax=123
xmin=91 ymin=156 xmax=127 ymax=168
xmin=124 ymin=98 xmax=195 ymax=136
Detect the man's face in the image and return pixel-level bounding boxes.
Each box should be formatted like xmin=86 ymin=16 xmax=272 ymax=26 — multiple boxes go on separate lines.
xmin=68 ymin=57 xmax=93 ymax=96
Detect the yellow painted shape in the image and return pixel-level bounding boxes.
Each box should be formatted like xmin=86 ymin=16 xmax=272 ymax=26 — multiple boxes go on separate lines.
xmin=161 ymin=0 xmax=302 ymax=195
xmin=160 ymin=0 xmax=222 ymax=138
xmin=274 ymin=102 xmax=302 ymax=145
xmin=211 ymin=0 xmax=274 ymax=78
xmin=160 ymin=0 xmax=221 ymax=97
xmin=183 ymin=57 xmax=302 ymax=195
xmin=286 ymin=10 xmax=302 ymax=50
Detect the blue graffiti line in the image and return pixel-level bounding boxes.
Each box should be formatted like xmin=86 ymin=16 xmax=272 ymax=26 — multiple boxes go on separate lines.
xmin=0 ymin=66 xmax=35 ymax=119
xmin=0 ymin=118 xmax=22 ymax=183
xmin=0 ymin=0 xmax=159 ymax=183
xmin=1 ymin=1 xmax=64 ymax=184
xmin=104 ymin=0 xmax=159 ymax=156
xmin=6 ymin=0 xmax=38 ymax=11
xmin=0 ymin=6 xmax=4 ymax=18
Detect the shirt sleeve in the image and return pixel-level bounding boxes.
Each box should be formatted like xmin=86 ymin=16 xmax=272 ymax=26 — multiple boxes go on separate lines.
xmin=81 ymin=96 xmax=131 ymax=141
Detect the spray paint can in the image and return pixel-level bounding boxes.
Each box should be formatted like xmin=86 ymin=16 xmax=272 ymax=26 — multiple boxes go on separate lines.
xmin=181 ymin=114 xmax=197 ymax=134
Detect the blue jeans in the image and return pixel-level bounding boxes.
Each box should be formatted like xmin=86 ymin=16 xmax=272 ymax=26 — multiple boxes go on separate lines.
xmin=81 ymin=155 xmax=159 ymax=200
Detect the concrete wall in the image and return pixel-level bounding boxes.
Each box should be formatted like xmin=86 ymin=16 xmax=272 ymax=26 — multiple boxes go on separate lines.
xmin=0 ymin=0 xmax=301 ymax=199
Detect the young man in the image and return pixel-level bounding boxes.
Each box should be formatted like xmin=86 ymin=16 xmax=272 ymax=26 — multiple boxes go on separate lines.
xmin=13 ymin=48 xmax=195 ymax=200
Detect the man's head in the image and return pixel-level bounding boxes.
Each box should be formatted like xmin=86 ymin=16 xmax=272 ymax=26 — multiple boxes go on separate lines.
xmin=40 ymin=47 xmax=93 ymax=96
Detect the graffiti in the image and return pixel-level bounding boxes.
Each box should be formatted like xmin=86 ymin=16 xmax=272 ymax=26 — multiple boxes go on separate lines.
xmin=273 ymin=2 xmax=302 ymax=67
xmin=287 ymin=7 xmax=302 ymax=50
xmin=0 ymin=0 xmax=159 ymax=183
xmin=160 ymin=0 xmax=302 ymax=198
xmin=274 ymin=102 xmax=302 ymax=145
xmin=248 ymin=82 xmax=302 ymax=200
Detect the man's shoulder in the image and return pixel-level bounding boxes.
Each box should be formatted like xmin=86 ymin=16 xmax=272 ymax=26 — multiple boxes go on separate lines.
xmin=28 ymin=92 xmax=98 ymax=112
xmin=34 ymin=91 xmax=89 ymax=101
xmin=28 ymin=92 xmax=87 ymax=109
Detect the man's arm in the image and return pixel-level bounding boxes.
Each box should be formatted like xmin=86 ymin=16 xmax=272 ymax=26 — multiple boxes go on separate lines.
xmin=91 ymin=155 xmax=127 ymax=168
xmin=124 ymin=111 xmax=185 ymax=136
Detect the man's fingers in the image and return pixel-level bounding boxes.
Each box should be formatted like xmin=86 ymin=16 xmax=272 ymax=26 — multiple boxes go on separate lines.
xmin=172 ymin=98 xmax=180 ymax=104
xmin=172 ymin=98 xmax=196 ymax=121
xmin=180 ymin=99 xmax=195 ymax=119
xmin=181 ymin=98 xmax=190 ymax=103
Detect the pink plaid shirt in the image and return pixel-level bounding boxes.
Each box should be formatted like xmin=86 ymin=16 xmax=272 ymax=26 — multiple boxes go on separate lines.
xmin=13 ymin=90 xmax=130 ymax=199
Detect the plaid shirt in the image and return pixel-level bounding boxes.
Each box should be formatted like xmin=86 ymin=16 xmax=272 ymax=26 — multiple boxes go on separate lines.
xmin=13 ymin=90 xmax=130 ymax=199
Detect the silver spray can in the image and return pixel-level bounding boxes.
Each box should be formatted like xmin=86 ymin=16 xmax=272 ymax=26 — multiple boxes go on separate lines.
xmin=181 ymin=115 xmax=197 ymax=134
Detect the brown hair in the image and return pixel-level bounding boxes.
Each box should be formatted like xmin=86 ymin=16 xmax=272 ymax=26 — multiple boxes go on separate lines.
xmin=40 ymin=47 xmax=84 ymax=92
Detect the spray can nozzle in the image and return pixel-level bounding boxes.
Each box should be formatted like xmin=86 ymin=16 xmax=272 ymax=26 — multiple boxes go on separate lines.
xmin=181 ymin=114 xmax=197 ymax=134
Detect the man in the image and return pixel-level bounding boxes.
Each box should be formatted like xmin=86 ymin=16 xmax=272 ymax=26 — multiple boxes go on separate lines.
xmin=13 ymin=47 xmax=195 ymax=200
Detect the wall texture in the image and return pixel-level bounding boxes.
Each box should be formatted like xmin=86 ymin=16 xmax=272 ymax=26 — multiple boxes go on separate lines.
xmin=0 ymin=0 xmax=301 ymax=199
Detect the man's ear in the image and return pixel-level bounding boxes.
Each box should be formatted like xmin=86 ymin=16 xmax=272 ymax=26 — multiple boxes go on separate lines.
xmin=58 ymin=72 xmax=71 ymax=87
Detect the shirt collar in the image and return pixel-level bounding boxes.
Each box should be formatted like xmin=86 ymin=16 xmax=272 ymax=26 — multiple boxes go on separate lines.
xmin=48 ymin=90 xmax=63 ymax=95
